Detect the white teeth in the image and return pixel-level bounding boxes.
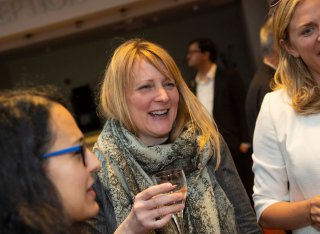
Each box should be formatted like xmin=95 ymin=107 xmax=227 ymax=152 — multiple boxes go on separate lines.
xmin=151 ymin=110 xmax=168 ymax=115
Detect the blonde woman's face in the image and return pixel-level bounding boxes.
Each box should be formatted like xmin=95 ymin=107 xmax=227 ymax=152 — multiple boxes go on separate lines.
xmin=45 ymin=103 xmax=101 ymax=222
xmin=126 ymin=58 xmax=179 ymax=146
xmin=286 ymin=0 xmax=320 ymax=81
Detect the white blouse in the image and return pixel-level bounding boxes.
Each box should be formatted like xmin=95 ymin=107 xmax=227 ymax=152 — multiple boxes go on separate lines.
xmin=252 ymin=89 xmax=320 ymax=234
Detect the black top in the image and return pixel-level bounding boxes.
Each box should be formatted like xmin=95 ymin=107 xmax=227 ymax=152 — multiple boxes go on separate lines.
xmin=190 ymin=67 xmax=249 ymax=157
xmin=245 ymin=63 xmax=275 ymax=143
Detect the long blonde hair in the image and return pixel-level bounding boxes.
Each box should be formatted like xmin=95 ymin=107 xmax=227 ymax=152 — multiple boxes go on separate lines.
xmin=272 ymin=0 xmax=320 ymax=114
xmin=99 ymin=38 xmax=221 ymax=167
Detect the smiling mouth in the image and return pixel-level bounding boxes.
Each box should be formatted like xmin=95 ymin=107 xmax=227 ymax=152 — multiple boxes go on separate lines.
xmin=149 ymin=109 xmax=169 ymax=117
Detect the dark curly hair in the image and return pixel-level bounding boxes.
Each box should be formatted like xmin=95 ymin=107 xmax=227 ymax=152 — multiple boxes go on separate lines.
xmin=0 ymin=86 xmax=79 ymax=234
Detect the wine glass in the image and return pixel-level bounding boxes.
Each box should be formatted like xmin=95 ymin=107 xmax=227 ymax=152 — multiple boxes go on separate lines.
xmin=152 ymin=169 xmax=187 ymax=234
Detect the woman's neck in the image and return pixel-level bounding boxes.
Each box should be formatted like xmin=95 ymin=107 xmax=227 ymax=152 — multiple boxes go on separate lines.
xmin=139 ymin=136 xmax=169 ymax=147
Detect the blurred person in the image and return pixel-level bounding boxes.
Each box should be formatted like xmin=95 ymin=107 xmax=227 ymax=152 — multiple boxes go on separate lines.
xmin=84 ymin=38 xmax=261 ymax=233
xmin=0 ymin=86 xmax=185 ymax=234
xmin=246 ymin=16 xmax=279 ymax=143
xmin=187 ymin=38 xmax=253 ymax=201
xmin=252 ymin=0 xmax=320 ymax=233
xmin=244 ymin=16 xmax=280 ymax=210
xmin=187 ymin=38 xmax=250 ymax=159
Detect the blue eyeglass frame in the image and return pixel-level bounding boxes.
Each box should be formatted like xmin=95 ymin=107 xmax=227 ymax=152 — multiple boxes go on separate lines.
xmin=41 ymin=142 xmax=86 ymax=166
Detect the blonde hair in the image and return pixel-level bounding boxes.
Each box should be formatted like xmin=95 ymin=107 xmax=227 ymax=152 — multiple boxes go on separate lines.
xmin=272 ymin=0 xmax=320 ymax=114
xmin=99 ymin=38 xmax=221 ymax=167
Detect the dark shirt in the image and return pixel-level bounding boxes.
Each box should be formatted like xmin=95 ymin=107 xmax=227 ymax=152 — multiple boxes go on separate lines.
xmin=190 ymin=67 xmax=249 ymax=157
xmin=245 ymin=63 xmax=275 ymax=142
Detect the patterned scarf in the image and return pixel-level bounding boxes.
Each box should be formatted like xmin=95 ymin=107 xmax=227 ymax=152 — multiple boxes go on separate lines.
xmin=94 ymin=119 xmax=237 ymax=233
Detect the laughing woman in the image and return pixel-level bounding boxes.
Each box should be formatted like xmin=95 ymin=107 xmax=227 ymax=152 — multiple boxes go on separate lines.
xmin=84 ymin=39 xmax=261 ymax=234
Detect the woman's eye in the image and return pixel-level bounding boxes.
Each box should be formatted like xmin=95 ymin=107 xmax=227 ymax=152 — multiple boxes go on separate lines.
xmin=138 ymin=84 xmax=152 ymax=90
xmin=301 ymin=26 xmax=314 ymax=36
xmin=164 ymin=82 xmax=176 ymax=89
xmin=72 ymin=151 xmax=83 ymax=162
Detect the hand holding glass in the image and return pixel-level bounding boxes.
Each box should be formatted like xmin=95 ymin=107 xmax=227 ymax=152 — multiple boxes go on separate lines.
xmin=152 ymin=169 xmax=187 ymax=234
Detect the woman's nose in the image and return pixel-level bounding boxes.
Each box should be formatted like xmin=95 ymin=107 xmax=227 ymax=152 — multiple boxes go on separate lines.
xmin=155 ymin=87 xmax=169 ymax=102
xmin=86 ymin=149 xmax=101 ymax=172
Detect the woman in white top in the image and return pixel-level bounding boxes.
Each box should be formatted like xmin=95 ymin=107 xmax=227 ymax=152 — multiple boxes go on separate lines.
xmin=253 ymin=0 xmax=320 ymax=233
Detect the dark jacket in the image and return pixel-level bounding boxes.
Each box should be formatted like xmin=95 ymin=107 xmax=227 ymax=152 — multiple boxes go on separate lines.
xmin=245 ymin=63 xmax=275 ymax=143
xmin=190 ymin=67 xmax=249 ymax=157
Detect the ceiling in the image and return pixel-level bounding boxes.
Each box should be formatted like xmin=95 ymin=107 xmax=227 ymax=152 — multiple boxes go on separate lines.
xmin=0 ymin=0 xmax=236 ymax=56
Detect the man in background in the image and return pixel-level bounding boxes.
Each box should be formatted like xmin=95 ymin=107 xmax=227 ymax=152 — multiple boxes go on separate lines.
xmin=187 ymin=37 xmax=250 ymax=161
xmin=246 ymin=17 xmax=279 ymax=143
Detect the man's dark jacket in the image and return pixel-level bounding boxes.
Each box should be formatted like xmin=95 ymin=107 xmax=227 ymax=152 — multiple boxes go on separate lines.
xmin=245 ymin=63 xmax=275 ymax=143
xmin=190 ymin=67 xmax=249 ymax=157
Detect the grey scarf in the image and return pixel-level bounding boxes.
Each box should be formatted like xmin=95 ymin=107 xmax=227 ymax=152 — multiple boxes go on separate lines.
xmin=94 ymin=119 xmax=237 ymax=233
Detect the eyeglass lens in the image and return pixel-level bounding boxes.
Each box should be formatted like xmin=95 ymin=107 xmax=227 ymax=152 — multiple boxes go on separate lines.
xmin=80 ymin=143 xmax=87 ymax=167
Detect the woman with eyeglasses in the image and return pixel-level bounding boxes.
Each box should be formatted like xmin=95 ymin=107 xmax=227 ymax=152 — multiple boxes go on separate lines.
xmin=252 ymin=0 xmax=320 ymax=233
xmin=0 ymin=86 xmax=185 ymax=234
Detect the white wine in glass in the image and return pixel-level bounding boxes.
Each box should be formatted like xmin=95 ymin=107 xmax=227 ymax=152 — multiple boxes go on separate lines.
xmin=152 ymin=169 xmax=187 ymax=234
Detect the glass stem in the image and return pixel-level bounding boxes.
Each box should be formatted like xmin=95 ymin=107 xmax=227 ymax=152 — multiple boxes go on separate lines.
xmin=175 ymin=211 xmax=184 ymax=234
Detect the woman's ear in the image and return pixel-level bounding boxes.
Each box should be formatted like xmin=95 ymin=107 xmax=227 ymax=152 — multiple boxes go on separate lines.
xmin=280 ymin=39 xmax=300 ymax=58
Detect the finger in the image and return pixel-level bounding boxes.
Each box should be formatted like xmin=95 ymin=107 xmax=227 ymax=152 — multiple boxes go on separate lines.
xmin=152 ymin=214 xmax=175 ymax=229
xmin=132 ymin=192 xmax=185 ymax=214
xmin=133 ymin=201 xmax=184 ymax=222
xmin=129 ymin=202 xmax=184 ymax=230
xmin=131 ymin=195 xmax=185 ymax=224
xmin=154 ymin=192 xmax=185 ymax=206
xmin=310 ymin=209 xmax=320 ymax=225
xmin=135 ymin=213 xmax=174 ymax=230
xmin=152 ymin=203 xmax=185 ymax=219
xmin=137 ymin=191 xmax=185 ymax=211
xmin=135 ymin=183 xmax=175 ymax=201
xmin=310 ymin=198 xmax=320 ymax=226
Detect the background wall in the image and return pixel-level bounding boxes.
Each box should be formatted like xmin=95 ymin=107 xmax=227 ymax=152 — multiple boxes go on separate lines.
xmin=0 ymin=0 xmax=271 ymax=133
xmin=241 ymin=0 xmax=269 ymax=68
xmin=1 ymin=0 xmax=269 ymax=92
